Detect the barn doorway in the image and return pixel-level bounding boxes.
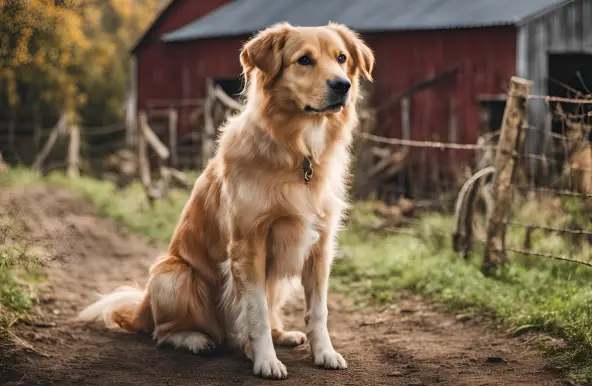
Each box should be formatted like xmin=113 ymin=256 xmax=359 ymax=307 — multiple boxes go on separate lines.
xmin=212 ymin=76 xmax=244 ymax=99
xmin=547 ymin=53 xmax=592 ymax=136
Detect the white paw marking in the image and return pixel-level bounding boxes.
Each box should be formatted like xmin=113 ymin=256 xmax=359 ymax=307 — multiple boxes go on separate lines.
xmin=314 ymin=350 xmax=347 ymax=370
xmin=159 ymin=331 xmax=215 ymax=354
xmin=253 ymin=356 xmax=288 ymax=379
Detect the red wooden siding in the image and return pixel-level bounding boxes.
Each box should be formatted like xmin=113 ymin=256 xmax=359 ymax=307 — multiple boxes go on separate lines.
xmin=136 ymin=0 xmax=232 ymax=116
xmin=364 ymin=27 xmax=517 ymax=191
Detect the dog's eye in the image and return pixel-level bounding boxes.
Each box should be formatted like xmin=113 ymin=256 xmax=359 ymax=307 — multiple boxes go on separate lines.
xmin=337 ymin=54 xmax=347 ymax=64
xmin=297 ymin=56 xmax=313 ymax=66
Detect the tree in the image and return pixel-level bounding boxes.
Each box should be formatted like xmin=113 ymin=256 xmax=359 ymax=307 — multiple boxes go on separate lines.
xmin=0 ymin=0 xmax=160 ymax=126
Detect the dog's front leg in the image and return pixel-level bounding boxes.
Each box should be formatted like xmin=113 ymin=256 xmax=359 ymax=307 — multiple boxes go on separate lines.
xmin=302 ymin=228 xmax=347 ymax=370
xmin=229 ymin=229 xmax=287 ymax=380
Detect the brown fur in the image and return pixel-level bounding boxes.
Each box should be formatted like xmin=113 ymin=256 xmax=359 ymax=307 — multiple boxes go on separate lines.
xmin=79 ymin=22 xmax=374 ymax=379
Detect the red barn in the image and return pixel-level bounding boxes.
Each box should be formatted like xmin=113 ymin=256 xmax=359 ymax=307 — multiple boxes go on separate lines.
xmin=130 ymin=0 xmax=592 ymax=195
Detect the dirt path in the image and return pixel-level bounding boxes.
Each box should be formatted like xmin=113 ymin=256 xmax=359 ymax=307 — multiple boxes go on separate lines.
xmin=0 ymin=187 xmax=564 ymax=386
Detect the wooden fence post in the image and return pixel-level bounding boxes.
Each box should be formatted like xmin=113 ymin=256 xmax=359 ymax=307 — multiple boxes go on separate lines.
xmin=483 ymin=76 xmax=532 ymax=274
xmin=202 ymin=79 xmax=216 ymax=169
xmin=168 ymin=107 xmax=178 ymax=168
xmin=138 ymin=111 xmax=152 ymax=190
xmin=67 ymin=123 xmax=81 ymax=178
xmin=33 ymin=113 xmax=67 ymax=171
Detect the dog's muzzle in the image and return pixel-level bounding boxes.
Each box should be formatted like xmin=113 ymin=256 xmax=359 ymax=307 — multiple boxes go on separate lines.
xmin=304 ymin=77 xmax=351 ymax=113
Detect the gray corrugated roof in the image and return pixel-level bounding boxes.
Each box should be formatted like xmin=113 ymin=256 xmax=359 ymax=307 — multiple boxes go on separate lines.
xmin=162 ymin=0 xmax=570 ymax=42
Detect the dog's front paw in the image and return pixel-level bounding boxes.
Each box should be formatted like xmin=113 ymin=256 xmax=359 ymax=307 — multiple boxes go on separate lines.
xmin=253 ymin=356 xmax=288 ymax=379
xmin=313 ymin=350 xmax=347 ymax=370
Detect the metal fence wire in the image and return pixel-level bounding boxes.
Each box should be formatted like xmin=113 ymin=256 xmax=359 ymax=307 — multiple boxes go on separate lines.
xmin=356 ymin=76 xmax=592 ymax=274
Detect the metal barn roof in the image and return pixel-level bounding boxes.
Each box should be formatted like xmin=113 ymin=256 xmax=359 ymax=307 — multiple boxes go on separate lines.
xmin=162 ymin=0 xmax=570 ymax=42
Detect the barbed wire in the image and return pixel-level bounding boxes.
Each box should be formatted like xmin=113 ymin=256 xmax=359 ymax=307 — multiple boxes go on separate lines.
xmin=505 ymin=221 xmax=592 ymax=237
xmin=516 ymin=185 xmax=592 ymax=198
xmin=356 ymin=132 xmax=495 ymax=150
xmin=528 ymin=95 xmax=592 ymax=104
xmin=378 ymin=223 xmax=592 ymax=269
xmin=503 ymin=246 xmax=592 ymax=269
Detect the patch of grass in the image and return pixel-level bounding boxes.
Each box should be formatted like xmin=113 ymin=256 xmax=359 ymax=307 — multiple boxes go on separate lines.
xmin=0 ymin=210 xmax=41 ymax=339
xmin=4 ymin=168 xmax=592 ymax=380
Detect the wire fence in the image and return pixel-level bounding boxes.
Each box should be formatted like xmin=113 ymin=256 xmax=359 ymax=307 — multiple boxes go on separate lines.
xmin=0 ymin=122 xmax=125 ymax=164
xmin=354 ymin=76 xmax=592 ymax=274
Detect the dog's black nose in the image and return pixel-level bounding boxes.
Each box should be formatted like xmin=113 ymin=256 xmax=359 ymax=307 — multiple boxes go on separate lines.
xmin=327 ymin=77 xmax=351 ymax=94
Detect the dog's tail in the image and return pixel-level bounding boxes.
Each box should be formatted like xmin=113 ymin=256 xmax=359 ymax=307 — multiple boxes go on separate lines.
xmin=77 ymin=283 xmax=154 ymax=333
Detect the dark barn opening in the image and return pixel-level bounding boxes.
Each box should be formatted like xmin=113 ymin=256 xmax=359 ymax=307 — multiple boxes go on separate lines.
xmin=479 ymin=100 xmax=507 ymax=133
xmin=212 ymin=76 xmax=244 ymax=99
xmin=547 ymin=53 xmax=592 ymax=137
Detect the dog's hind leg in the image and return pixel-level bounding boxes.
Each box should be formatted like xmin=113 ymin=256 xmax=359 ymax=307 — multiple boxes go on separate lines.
xmin=148 ymin=255 xmax=223 ymax=354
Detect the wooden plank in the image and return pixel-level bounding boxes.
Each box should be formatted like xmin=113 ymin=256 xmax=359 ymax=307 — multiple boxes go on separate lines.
xmin=139 ymin=111 xmax=169 ymax=160
xmin=67 ymin=124 xmax=81 ymax=178
xmin=214 ymin=86 xmax=243 ymax=111
xmin=168 ymin=108 xmax=178 ymax=167
xmin=137 ymin=113 xmax=152 ymax=190
xmin=202 ymin=79 xmax=216 ymax=168
xmin=377 ymin=65 xmax=462 ymax=112
xmin=483 ymin=76 xmax=532 ymax=274
xmin=33 ymin=113 xmax=67 ymax=170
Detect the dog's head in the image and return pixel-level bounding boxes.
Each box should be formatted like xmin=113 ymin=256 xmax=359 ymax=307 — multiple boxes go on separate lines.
xmin=240 ymin=22 xmax=374 ymax=116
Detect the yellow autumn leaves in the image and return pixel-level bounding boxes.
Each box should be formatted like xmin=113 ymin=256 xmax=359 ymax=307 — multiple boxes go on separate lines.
xmin=0 ymin=0 xmax=160 ymax=124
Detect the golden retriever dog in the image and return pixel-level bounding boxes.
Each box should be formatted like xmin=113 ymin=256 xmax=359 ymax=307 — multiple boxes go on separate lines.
xmin=78 ymin=22 xmax=374 ymax=380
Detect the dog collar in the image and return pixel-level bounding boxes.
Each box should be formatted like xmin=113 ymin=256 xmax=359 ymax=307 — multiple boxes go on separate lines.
xmin=303 ymin=157 xmax=313 ymax=184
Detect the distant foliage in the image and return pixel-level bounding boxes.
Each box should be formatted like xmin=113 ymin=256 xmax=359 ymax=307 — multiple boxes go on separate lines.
xmin=0 ymin=0 xmax=161 ymax=125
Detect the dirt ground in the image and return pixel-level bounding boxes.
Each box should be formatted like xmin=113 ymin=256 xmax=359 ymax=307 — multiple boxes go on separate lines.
xmin=0 ymin=187 xmax=566 ymax=385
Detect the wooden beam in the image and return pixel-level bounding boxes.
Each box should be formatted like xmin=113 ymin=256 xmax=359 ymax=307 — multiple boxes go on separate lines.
xmin=202 ymin=79 xmax=216 ymax=168
xmin=67 ymin=124 xmax=81 ymax=178
xmin=137 ymin=112 xmax=152 ymax=191
xmin=33 ymin=113 xmax=67 ymax=170
xmin=214 ymin=86 xmax=243 ymax=111
xmin=139 ymin=111 xmax=170 ymax=160
xmin=168 ymin=107 xmax=178 ymax=167
xmin=377 ymin=64 xmax=462 ymax=112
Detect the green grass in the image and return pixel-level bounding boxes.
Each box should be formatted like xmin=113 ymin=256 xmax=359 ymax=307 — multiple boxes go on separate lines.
xmin=3 ymin=167 xmax=592 ymax=381
xmin=0 ymin=208 xmax=41 ymax=340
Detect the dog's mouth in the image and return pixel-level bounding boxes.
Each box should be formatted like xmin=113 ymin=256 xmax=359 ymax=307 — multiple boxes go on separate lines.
xmin=304 ymin=101 xmax=346 ymax=114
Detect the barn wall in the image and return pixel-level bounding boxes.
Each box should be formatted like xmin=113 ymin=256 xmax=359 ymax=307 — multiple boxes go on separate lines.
xmin=171 ymin=38 xmax=245 ymax=136
xmin=518 ymin=0 xmax=592 ymax=162
xmin=135 ymin=0 xmax=232 ymax=115
xmin=363 ymin=27 xmax=517 ymax=190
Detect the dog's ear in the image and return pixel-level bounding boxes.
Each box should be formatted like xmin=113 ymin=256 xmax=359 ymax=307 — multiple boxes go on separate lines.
xmin=327 ymin=23 xmax=374 ymax=81
xmin=240 ymin=23 xmax=291 ymax=87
